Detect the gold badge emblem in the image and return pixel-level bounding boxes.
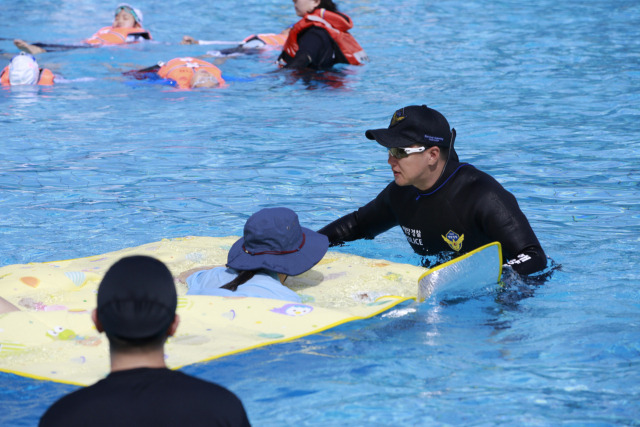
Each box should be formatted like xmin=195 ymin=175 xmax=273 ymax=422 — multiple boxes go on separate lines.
xmin=389 ymin=109 xmax=406 ymax=127
xmin=441 ymin=230 xmax=464 ymax=252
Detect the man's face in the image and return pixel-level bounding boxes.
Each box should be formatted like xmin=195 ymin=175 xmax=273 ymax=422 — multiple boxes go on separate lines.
xmin=387 ymin=145 xmax=440 ymax=190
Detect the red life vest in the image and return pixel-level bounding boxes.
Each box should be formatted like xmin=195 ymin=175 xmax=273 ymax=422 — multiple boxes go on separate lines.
xmin=0 ymin=66 xmax=55 ymax=86
xmin=157 ymin=57 xmax=225 ymax=89
xmin=279 ymin=9 xmax=368 ymax=66
xmin=84 ymin=26 xmax=152 ymax=45
xmin=242 ymin=33 xmax=288 ymax=47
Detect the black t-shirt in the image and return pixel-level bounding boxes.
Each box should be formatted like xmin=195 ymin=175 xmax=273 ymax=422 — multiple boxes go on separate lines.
xmin=40 ymin=368 xmax=251 ymax=427
xmin=320 ymin=161 xmax=547 ymax=275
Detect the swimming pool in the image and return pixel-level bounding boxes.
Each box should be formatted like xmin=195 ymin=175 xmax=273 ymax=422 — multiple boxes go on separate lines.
xmin=2 ymin=0 xmax=640 ymax=425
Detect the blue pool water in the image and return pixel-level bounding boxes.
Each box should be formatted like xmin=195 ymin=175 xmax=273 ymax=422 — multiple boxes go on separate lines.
xmin=1 ymin=0 xmax=640 ymax=425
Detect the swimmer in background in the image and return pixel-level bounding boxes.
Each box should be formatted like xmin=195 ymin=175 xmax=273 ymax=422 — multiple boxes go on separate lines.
xmin=277 ymin=0 xmax=368 ymax=69
xmin=177 ymin=207 xmax=329 ymax=302
xmin=180 ymin=28 xmax=291 ymax=57
xmin=0 ymin=53 xmax=55 ymax=86
xmin=123 ymin=56 xmax=225 ymax=89
xmin=14 ymin=3 xmax=151 ymax=55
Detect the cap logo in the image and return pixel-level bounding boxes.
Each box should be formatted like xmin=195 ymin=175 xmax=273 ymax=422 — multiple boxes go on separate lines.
xmin=424 ymin=134 xmax=444 ymax=143
xmin=389 ymin=110 xmax=406 ymax=127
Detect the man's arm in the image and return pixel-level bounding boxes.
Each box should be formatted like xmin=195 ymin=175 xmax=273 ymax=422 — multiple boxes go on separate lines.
xmin=504 ymin=245 xmax=547 ymax=275
xmin=318 ymin=184 xmax=398 ymax=246
xmin=318 ymin=211 xmax=362 ymax=245
xmin=473 ymin=179 xmax=547 ymax=275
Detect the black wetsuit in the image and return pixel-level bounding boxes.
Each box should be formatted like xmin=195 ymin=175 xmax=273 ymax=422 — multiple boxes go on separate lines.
xmin=279 ymin=27 xmax=348 ymax=69
xmin=40 ymin=367 xmax=251 ymax=427
xmin=319 ymin=161 xmax=547 ymax=275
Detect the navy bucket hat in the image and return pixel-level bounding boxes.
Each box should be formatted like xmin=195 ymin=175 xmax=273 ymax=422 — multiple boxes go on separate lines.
xmin=227 ymin=208 xmax=329 ymax=276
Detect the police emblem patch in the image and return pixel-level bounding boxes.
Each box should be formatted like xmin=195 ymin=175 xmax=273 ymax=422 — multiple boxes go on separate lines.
xmin=441 ymin=230 xmax=464 ymax=251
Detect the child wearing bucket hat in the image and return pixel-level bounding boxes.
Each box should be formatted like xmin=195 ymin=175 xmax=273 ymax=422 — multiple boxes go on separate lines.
xmin=183 ymin=207 xmax=329 ymax=302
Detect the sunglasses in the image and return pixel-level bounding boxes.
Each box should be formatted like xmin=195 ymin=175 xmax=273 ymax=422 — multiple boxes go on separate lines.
xmin=388 ymin=146 xmax=426 ymax=159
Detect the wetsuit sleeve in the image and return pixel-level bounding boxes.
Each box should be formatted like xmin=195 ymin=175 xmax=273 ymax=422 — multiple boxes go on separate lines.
xmin=285 ymin=27 xmax=336 ymax=69
xmin=472 ymin=180 xmax=547 ymax=275
xmin=505 ymin=245 xmax=547 ymax=275
xmin=318 ymin=184 xmax=398 ymax=245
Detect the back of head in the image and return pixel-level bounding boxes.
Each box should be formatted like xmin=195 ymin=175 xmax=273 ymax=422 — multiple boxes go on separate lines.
xmin=9 ymin=53 xmax=39 ymax=85
xmin=190 ymin=68 xmax=220 ymax=89
xmin=97 ymin=255 xmax=177 ymax=342
xmin=318 ymin=0 xmax=339 ymax=12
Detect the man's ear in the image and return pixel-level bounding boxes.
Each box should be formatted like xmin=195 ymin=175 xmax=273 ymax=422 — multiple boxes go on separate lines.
xmin=427 ymin=146 xmax=441 ymax=163
xmin=167 ymin=314 xmax=180 ymax=337
xmin=92 ymin=308 xmax=104 ymax=333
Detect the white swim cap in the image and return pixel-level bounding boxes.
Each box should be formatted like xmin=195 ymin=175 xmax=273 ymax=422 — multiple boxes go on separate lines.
xmin=116 ymin=3 xmax=143 ymax=25
xmin=8 ymin=53 xmax=39 ymax=85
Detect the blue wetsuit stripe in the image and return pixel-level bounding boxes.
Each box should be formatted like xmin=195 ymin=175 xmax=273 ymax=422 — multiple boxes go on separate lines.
xmin=414 ymin=163 xmax=471 ymax=200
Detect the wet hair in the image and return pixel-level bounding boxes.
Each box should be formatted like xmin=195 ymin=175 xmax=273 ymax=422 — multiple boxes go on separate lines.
xmin=430 ymin=128 xmax=456 ymax=162
xmin=221 ymin=270 xmax=258 ymax=291
xmin=317 ymin=0 xmax=338 ymax=12
xmin=438 ymin=146 xmax=450 ymax=161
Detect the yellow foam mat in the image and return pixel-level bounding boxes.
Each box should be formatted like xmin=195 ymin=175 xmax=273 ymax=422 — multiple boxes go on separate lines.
xmin=0 ymin=236 xmax=423 ymax=385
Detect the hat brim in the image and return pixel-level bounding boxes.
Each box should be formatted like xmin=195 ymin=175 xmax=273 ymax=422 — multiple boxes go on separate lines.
xmin=365 ymin=128 xmax=418 ymax=148
xmin=226 ymin=227 xmax=329 ymax=276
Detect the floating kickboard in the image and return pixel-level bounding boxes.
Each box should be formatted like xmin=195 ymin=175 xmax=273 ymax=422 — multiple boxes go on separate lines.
xmin=0 ymin=236 xmax=424 ymax=385
xmin=417 ymin=242 xmax=503 ymax=302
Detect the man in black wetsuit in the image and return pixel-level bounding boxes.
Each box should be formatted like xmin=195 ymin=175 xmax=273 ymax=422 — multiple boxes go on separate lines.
xmin=40 ymin=256 xmax=250 ymax=427
xmin=319 ymin=105 xmax=547 ymax=276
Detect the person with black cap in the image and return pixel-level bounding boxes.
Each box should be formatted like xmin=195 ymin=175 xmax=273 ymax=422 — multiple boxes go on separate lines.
xmin=180 ymin=207 xmax=329 ymax=301
xmin=318 ymin=105 xmax=547 ymax=276
xmin=40 ymin=255 xmax=251 ymax=427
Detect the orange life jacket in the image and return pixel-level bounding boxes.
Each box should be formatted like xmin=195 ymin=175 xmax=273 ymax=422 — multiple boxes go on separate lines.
xmin=0 ymin=66 xmax=55 ymax=86
xmin=84 ymin=26 xmax=152 ymax=45
xmin=37 ymin=68 xmax=55 ymax=85
xmin=279 ymin=9 xmax=368 ymax=66
xmin=156 ymin=57 xmax=225 ymax=89
xmin=242 ymin=32 xmax=288 ymax=47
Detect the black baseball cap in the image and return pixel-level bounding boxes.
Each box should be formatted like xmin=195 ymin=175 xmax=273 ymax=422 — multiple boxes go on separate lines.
xmin=97 ymin=255 xmax=177 ymax=340
xmin=365 ymin=105 xmax=454 ymax=149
